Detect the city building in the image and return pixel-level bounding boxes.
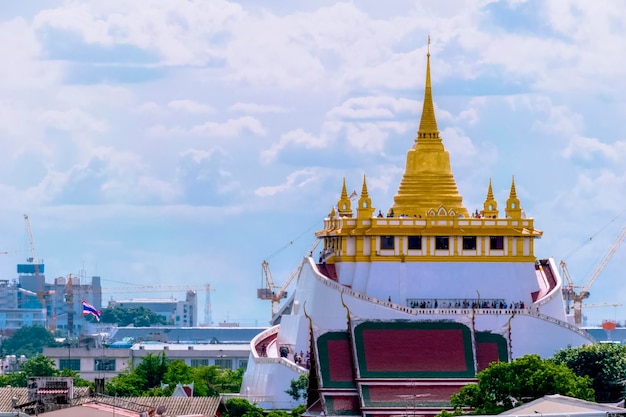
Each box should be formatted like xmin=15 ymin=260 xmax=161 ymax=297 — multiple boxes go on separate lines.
xmin=43 ymin=342 xmax=251 ymax=382
xmin=108 ymin=290 xmax=198 ymax=327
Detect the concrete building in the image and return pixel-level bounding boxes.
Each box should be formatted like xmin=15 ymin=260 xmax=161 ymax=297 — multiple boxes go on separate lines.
xmin=108 ymin=290 xmax=197 ymax=327
xmin=44 ymin=342 xmax=251 ymax=382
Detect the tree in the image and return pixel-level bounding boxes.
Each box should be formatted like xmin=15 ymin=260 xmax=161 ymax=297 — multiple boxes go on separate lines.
xmin=223 ymin=398 xmax=264 ymax=417
xmin=134 ymin=352 xmax=169 ymax=390
xmin=451 ymin=354 xmax=594 ymax=415
xmin=100 ymin=306 xmax=167 ymax=327
xmin=21 ymin=355 xmax=58 ymax=378
xmin=285 ymin=374 xmax=308 ymax=401
xmin=553 ymin=343 xmax=626 ymax=402
xmin=2 ymin=326 xmax=58 ymax=358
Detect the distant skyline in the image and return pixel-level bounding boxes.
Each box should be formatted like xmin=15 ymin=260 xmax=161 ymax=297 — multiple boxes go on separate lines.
xmin=1 ymin=1 xmax=625 ymax=327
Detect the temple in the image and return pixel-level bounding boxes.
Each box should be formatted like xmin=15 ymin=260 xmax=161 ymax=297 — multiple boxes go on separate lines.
xmin=240 ymin=49 xmax=594 ymax=416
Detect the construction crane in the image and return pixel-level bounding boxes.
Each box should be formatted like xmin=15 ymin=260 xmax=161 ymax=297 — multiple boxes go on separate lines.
xmin=65 ymin=274 xmax=74 ymax=338
xmin=23 ymin=214 xmax=49 ymax=328
xmin=561 ymin=225 xmax=626 ymax=326
xmin=258 ymin=240 xmax=320 ymax=318
xmin=101 ymin=284 xmax=210 ymax=294
xmin=258 ymin=260 xmax=302 ymax=317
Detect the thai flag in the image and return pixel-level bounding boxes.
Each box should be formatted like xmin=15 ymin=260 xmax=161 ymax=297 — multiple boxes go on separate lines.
xmin=82 ymin=300 xmax=101 ymax=321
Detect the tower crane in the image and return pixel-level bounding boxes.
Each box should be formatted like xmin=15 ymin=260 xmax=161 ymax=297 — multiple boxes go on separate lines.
xmin=258 ymin=240 xmax=320 ymax=318
xmin=258 ymin=260 xmax=303 ymax=317
xmin=23 ymin=214 xmax=49 ymax=328
xmin=560 ymin=224 xmax=626 ymax=326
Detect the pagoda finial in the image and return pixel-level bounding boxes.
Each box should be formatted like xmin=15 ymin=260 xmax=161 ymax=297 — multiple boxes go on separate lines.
xmin=357 ymin=175 xmax=374 ymax=219
xmin=360 ymin=175 xmax=369 ymax=198
xmin=482 ymin=178 xmax=499 ymax=218
xmin=505 ymin=175 xmax=522 ymax=219
xmin=417 ymin=37 xmax=439 ymax=140
xmin=337 ymin=178 xmax=353 ymax=217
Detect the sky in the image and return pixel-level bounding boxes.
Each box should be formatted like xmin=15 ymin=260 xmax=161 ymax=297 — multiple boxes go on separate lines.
xmin=1 ymin=0 xmax=626 ymax=328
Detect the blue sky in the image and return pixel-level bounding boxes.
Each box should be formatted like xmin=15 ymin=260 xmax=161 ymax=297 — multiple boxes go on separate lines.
xmin=1 ymin=1 xmax=625 ymax=327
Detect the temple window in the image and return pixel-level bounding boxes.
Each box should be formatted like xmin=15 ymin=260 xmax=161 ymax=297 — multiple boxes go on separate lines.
xmin=490 ymin=236 xmax=504 ymax=250
xmin=435 ymin=236 xmax=449 ymax=250
xmin=463 ymin=236 xmax=477 ymax=250
xmin=380 ymin=236 xmax=395 ymax=250
xmin=408 ymin=236 xmax=422 ymax=250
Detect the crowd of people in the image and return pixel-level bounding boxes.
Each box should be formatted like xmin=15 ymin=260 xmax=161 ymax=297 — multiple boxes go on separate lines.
xmin=408 ymin=298 xmax=526 ymax=310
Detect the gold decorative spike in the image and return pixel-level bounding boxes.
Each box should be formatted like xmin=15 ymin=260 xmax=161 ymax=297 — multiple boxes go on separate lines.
xmin=337 ymin=178 xmax=353 ymax=217
xmin=357 ymin=175 xmax=374 ymax=219
xmin=482 ymin=178 xmax=499 ymax=218
xmin=392 ymin=48 xmax=469 ymax=218
xmin=505 ymin=176 xmax=522 ymax=219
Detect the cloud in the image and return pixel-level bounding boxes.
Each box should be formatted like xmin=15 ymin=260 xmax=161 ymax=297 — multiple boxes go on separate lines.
xmin=168 ymin=99 xmax=214 ymax=114
xmin=562 ymin=136 xmax=626 ymax=163
xmin=328 ymin=96 xmax=419 ymax=120
xmin=148 ymin=116 xmax=266 ymax=138
xmin=38 ymin=108 xmax=108 ymax=133
xmin=229 ymin=102 xmax=289 ymax=114
xmin=254 ymin=168 xmax=319 ymax=197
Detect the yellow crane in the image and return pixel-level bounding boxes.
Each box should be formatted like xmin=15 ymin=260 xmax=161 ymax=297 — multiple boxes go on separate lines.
xmin=23 ymin=214 xmax=51 ymax=328
xmin=561 ymin=225 xmax=626 ymax=326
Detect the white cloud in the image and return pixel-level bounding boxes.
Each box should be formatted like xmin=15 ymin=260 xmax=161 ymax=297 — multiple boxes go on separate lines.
xmin=254 ymin=168 xmax=318 ymax=197
xmin=148 ymin=116 xmax=266 ymax=138
xmin=328 ymin=96 xmax=419 ymax=120
xmin=562 ymin=136 xmax=626 ymax=163
xmin=229 ymin=102 xmax=289 ymax=114
xmin=168 ymin=99 xmax=214 ymax=114
xmin=38 ymin=109 xmax=108 ymax=133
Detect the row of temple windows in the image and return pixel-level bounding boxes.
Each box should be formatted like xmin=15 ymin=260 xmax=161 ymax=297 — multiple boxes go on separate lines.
xmin=380 ymin=236 xmax=505 ymax=251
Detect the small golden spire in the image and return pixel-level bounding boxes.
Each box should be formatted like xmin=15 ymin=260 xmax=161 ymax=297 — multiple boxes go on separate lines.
xmin=337 ymin=178 xmax=353 ymax=217
xmin=505 ymin=175 xmax=522 ymax=219
xmin=357 ymin=175 xmax=374 ymax=219
xmin=482 ymin=178 xmax=499 ymax=218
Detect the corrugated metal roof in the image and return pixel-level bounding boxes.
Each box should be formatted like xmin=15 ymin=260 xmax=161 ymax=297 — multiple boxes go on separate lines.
xmin=0 ymin=387 xmax=221 ymax=417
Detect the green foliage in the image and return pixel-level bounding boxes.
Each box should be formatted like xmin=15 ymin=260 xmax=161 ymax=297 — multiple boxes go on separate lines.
xmin=20 ymin=355 xmax=58 ymax=378
xmin=100 ymin=306 xmax=167 ymax=327
xmin=267 ymin=411 xmax=290 ymax=417
xmin=134 ymin=352 xmax=168 ymax=389
xmin=1 ymin=326 xmax=58 ymax=357
xmin=59 ymin=368 xmax=93 ymax=387
xmin=553 ymin=343 xmax=626 ymax=402
xmin=451 ymin=354 xmax=594 ymax=415
xmin=104 ymin=353 xmax=244 ymax=397
xmin=0 ymin=371 xmax=27 ymax=387
xmin=105 ymin=372 xmax=146 ymax=397
xmin=291 ymin=404 xmax=306 ymax=417
xmin=223 ymin=397 xmax=264 ymax=417
xmin=285 ymin=374 xmax=308 ymax=401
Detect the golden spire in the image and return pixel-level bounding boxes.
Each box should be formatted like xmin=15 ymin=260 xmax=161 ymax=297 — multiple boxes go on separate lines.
xmin=391 ymin=43 xmax=468 ymax=218
xmin=417 ymin=37 xmax=439 ymax=139
xmin=482 ymin=178 xmax=499 ymax=218
xmin=337 ymin=178 xmax=353 ymax=217
xmin=505 ymin=176 xmax=522 ymax=219
xmin=357 ymin=175 xmax=374 ymax=219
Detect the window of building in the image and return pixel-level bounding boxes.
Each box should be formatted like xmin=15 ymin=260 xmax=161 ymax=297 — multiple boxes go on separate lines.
xmin=380 ymin=236 xmax=394 ymax=250
xmin=463 ymin=236 xmax=477 ymax=250
xmin=59 ymin=359 xmax=80 ymax=371
xmin=191 ymin=359 xmax=209 ymax=368
xmin=490 ymin=236 xmax=504 ymax=250
xmin=94 ymin=359 xmax=116 ymax=371
xmin=215 ymin=359 xmax=233 ymax=369
xmin=239 ymin=359 xmax=248 ymax=369
xmin=435 ymin=237 xmax=449 ymax=250
xmin=407 ymin=236 xmax=422 ymax=250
